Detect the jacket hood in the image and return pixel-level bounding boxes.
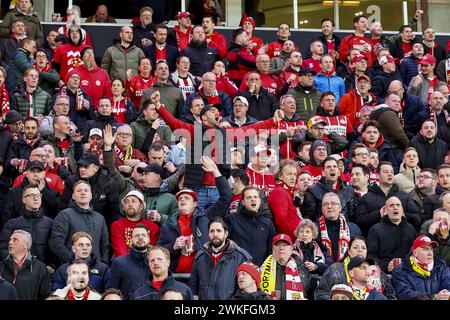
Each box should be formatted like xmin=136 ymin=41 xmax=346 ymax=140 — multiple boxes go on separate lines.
xmin=69 ymin=202 xmax=94 ymax=214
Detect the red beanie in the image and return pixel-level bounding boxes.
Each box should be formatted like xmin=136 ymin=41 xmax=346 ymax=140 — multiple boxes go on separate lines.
xmin=240 ymin=17 xmax=256 ymax=29
xmin=236 ymin=262 xmax=261 ymax=287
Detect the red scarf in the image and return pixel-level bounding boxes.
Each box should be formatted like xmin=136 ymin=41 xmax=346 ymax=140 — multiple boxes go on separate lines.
xmin=323 ymin=67 xmax=336 ymax=78
xmin=113 ymin=144 xmax=133 ymax=163
xmin=200 ymin=89 xmax=221 ymax=105
xmin=60 ymin=85 xmax=85 ymax=110
xmin=33 ymin=61 xmax=52 ymax=73
xmin=319 ymin=214 xmax=350 ymax=262
xmin=429 ymin=107 xmax=450 ymax=127
xmin=0 ymin=83 xmax=10 ymax=116
xmin=56 ymin=138 xmax=70 ymax=157
xmin=67 ymin=287 xmax=90 ymax=300
xmin=23 ymin=134 xmax=41 ymax=148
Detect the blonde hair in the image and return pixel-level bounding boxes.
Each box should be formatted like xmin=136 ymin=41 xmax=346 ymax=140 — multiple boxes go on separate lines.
xmin=294 ymin=219 xmax=318 ymax=239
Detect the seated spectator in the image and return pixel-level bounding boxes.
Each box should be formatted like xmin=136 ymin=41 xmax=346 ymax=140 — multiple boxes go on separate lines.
xmin=232 ymin=262 xmax=270 ymax=300
xmin=423 ymin=165 xmax=450 ymax=221
xmin=293 ymin=141 xmax=312 ymax=168
xmin=126 ymin=57 xmax=155 ymax=111
xmin=367 ymin=196 xmax=416 ymax=273
xmin=39 ymin=95 xmax=72 ymax=138
xmin=288 ymin=68 xmax=322 ymax=122
xmin=346 ymin=256 xmax=388 ymax=300
xmin=52 ymin=232 xmax=110 ymax=294
xmin=329 ymin=284 xmax=353 ymax=300
xmin=420 ymin=208 xmax=450 ymax=265
xmin=392 ymin=235 xmax=450 ymax=300
xmin=408 ymin=91 xmax=448 ymax=137
xmin=33 ymin=49 xmax=60 ymax=95
xmin=350 ymin=164 xmax=371 ymax=202
xmin=203 ymin=15 xmax=227 ymax=58
xmin=410 ymin=169 xmax=438 ymax=220
xmin=394 ymin=147 xmax=421 ymax=193
xmin=85 ymin=4 xmax=117 ymax=23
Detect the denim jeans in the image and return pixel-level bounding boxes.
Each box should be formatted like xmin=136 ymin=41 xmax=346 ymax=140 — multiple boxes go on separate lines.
xmin=191 ymin=186 xmax=220 ymax=211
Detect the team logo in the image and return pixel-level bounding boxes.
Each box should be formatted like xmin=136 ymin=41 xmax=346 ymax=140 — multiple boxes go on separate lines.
xmin=96 ymin=80 xmax=101 ymax=86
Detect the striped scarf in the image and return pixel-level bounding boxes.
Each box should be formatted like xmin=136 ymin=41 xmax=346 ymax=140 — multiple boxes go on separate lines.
xmin=409 ymin=256 xmax=433 ymax=278
xmin=319 ymin=214 xmax=350 ymax=262
xmin=59 ymin=85 xmax=85 ymax=110
xmin=0 ymin=83 xmax=10 ymax=117
xmin=429 ymin=107 xmax=450 ymax=128
xmin=350 ymin=282 xmax=370 ymax=300
xmin=260 ymin=254 xmax=305 ymax=300
xmin=113 ymin=144 xmax=133 ymax=163
xmin=292 ymin=240 xmax=325 ymax=264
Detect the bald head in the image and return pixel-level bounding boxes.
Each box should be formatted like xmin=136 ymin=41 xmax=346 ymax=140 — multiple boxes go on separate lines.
xmin=385 ymin=196 xmax=403 ymax=224
xmin=429 ymin=91 xmax=445 ymax=111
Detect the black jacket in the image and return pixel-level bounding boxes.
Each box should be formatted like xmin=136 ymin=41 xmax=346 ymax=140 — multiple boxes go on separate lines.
xmin=422 ymin=43 xmax=446 ymax=64
xmin=132 ymin=273 xmax=193 ymax=300
xmin=410 ymin=134 xmax=448 ymax=170
xmin=106 ymin=246 xmax=150 ymax=300
xmin=189 ymin=239 xmax=252 ymax=300
xmin=181 ymin=42 xmax=221 ymax=77
xmin=132 ymin=22 xmax=156 ymax=49
xmin=0 ymin=254 xmax=51 ymax=300
xmin=438 ymin=122 xmax=450 ymax=149
xmin=4 ymin=134 xmax=42 ymax=176
xmin=0 ymin=208 xmax=54 ymax=265
xmin=303 ymin=177 xmax=355 ymax=222
xmin=50 ymin=89 xmax=95 ymax=130
xmin=231 ymin=289 xmax=272 ymax=300
xmin=238 ymin=89 xmax=279 ymax=121
xmin=0 ymin=276 xmax=17 ymax=300
xmin=58 ymin=169 xmax=121 ymax=226
xmin=144 ymin=43 xmax=180 ymax=72
xmin=224 ymin=207 xmax=276 ymax=266
xmin=406 ymin=109 xmax=449 ymax=137
xmin=81 ymin=113 xmax=123 ymax=143
xmin=367 ymin=216 xmax=416 ymax=272
xmin=423 ymin=185 xmax=447 ymax=222
xmin=371 ymin=71 xmax=403 ymax=99
xmin=157 ymin=175 xmax=232 ymax=271
xmin=355 ymin=183 xmax=422 ymax=236
xmin=49 ymin=203 xmax=110 ymax=265
xmin=0 ymin=127 xmax=14 ymax=164
xmin=0 ymin=176 xmax=11 ymax=215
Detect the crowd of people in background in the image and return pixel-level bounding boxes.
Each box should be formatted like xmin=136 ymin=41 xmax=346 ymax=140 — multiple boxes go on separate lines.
xmin=0 ymin=0 xmax=449 ymax=301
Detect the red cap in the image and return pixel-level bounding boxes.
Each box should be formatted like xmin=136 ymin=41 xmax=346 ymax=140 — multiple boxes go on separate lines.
xmin=272 ymin=234 xmax=293 ymax=245
xmin=352 ymin=54 xmax=368 ymax=63
xmin=413 ymin=235 xmax=438 ymax=251
xmin=379 ymin=54 xmax=397 ymax=65
xmin=236 ymin=262 xmax=261 ymax=287
xmin=64 ymin=68 xmax=82 ymax=83
xmin=177 ymin=11 xmax=194 ymax=20
xmin=419 ymin=54 xmax=436 ymax=65
xmin=240 ymin=16 xmax=256 ymax=29
xmin=175 ymin=188 xmax=198 ymax=202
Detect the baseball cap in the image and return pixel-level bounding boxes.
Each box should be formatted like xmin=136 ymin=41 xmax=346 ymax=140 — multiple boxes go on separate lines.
xmin=236 ymin=262 xmax=261 ymax=287
xmin=357 ymin=74 xmax=371 ymax=83
xmin=77 ymin=153 xmax=101 ymax=167
xmin=352 ymin=54 xmax=368 ymax=64
xmin=254 ymin=145 xmax=272 ymax=156
xmin=175 ymin=188 xmax=199 ymax=202
xmin=200 ymin=104 xmax=220 ymax=118
xmin=329 ymin=153 xmax=346 ymax=164
xmin=330 ymin=284 xmax=353 ymax=299
xmin=419 ymin=54 xmax=436 ymax=65
xmin=137 ymin=164 xmax=164 ymax=177
xmin=299 ymin=68 xmax=317 ymax=76
xmin=412 ymin=235 xmax=438 ymax=251
xmin=177 ymin=11 xmax=194 ymax=20
xmin=307 ymin=115 xmax=326 ymax=129
xmin=26 ymin=160 xmax=45 ymax=171
xmin=272 ymin=234 xmax=293 ymax=245
xmin=233 ymin=96 xmax=249 ymax=107
xmin=89 ymin=128 xmax=103 ymax=138
xmin=379 ymin=54 xmax=397 ymax=65
xmin=347 ymin=256 xmax=372 ymax=270
xmin=122 ymin=190 xmax=145 ymax=205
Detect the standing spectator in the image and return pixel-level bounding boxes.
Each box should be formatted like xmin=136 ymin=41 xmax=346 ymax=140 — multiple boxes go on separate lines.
xmin=52 ymin=260 xmax=101 ymax=300
xmin=270 ymin=40 xmax=295 ymax=77
xmin=259 ymin=234 xmax=312 ymax=300
xmin=0 ymin=275 xmax=17 ymax=300
xmin=49 ymin=180 xmax=110 ymax=265
xmin=132 ymin=7 xmax=156 ymax=49
xmin=420 ymin=208 xmax=450 ymax=265
xmin=317 ymin=18 xmax=340 ymax=60
xmin=181 ymin=25 xmax=220 ymax=78
xmin=392 ymin=235 xmax=450 ymax=300
xmin=246 ymin=145 xmax=276 ymax=195
xmin=408 ymin=54 xmax=438 ymax=105
xmin=169 ymin=56 xmax=201 ymax=101
xmin=75 ymin=47 xmax=112 ymax=110
xmin=232 ymin=262 xmax=270 ymax=300
xmin=394 ymin=147 xmax=421 ymax=193
xmin=143 ymin=24 xmax=179 ymax=73
xmin=350 ymin=163 xmax=371 ymax=200
xmin=0 ymin=66 xmax=10 ymax=119
xmin=410 ymin=169 xmax=438 ymax=219
xmin=346 ymin=256 xmax=388 ymax=300
xmin=367 ymin=196 xmax=416 ymax=273
xmin=0 ymin=0 xmax=43 ymax=46
xmin=0 ymin=110 xmax=22 ymax=163
xmin=422 ymin=26 xmax=446 ymax=64
xmin=80 ymin=98 xmax=121 ymax=143
xmin=212 ymin=60 xmax=238 ymax=99
xmin=106 ymin=224 xmax=151 ymax=299
xmin=57 ymin=6 xmax=92 ymax=47
xmin=371 ymin=55 xmax=402 ymax=99
xmin=110 ymin=190 xmax=160 ymax=257
xmin=400 ymin=43 xmax=424 ymax=86
xmin=52 ymin=232 xmax=110 ymax=294
xmin=0 ymin=230 xmax=51 ymax=300
xmin=42 ymin=30 xmax=59 ymax=62
xmin=240 ymin=16 xmax=264 ymax=56
xmin=288 ymin=68 xmax=321 ymax=122
xmin=303 ymin=40 xmax=324 ymax=74
xmin=52 ymin=25 xmax=88 ymax=82
xmin=239 ymin=54 xmax=278 ymax=95
xmin=276 ymin=51 xmax=303 ymax=97
xmin=173 ymin=12 xmax=193 ymax=52
xmin=266 ymin=23 xmax=296 ymax=59
xmin=339 ymin=15 xmax=373 ymax=66
xmin=6 ymin=38 xmax=35 ymax=92
xmin=126 ymin=57 xmax=155 ymax=111
xmin=314 ymin=55 xmax=346 ymax=103
xmin=0 ymin=20 xmax=26 ymax=65
xmin=110 ymin=79 xmax=137 ymax=124
xmin=33 ymin=49 xmax=60 ymax=96
xmin=226 ymin=28 xmax=257 ymax=88
xmin=85 ymin=4 xmax=117 ymax=23
xmin=101 ymin=27 xmax=145 ymax=82
xmin=203 ymin=15 xmax=227 ymax=58
xmin=189 ymin=217 xmax=252 ymax=300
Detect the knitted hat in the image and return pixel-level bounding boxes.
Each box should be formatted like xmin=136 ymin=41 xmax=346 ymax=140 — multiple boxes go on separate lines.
xmin=236 ymin=262 xmax=261 ymax=287
xmin=4 ymin=110 xmax=23 ymax=124
xmin=309 ymin=140 xmax=328 ymax=165
xmin=240 ymin=16 xmax=256 ymax=29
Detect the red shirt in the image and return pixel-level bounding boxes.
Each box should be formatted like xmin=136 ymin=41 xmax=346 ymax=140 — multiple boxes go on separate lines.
xmin=75 ymin=66 xmax=112 ymax=110
xmin=229 ymin=194 xmax=242 ymax=215
xmin=176 ymin=213 xmax=195 ymax=273
xmin=111 ymin=97 xmax=128 ymax=124
xmin=327 ymin=39 xmax=336 ymax=52
xmin=126 ymin=74 xmax=155 ymax=111
xmin=174 ymin=25 xmax=192 ymax=51
xmin=152 ymin=280 xmax=164 ymax=292
xmin=302 ymin=58 xmax=322 ymax=74
xmin=110 ymin=217 xmax=160 ymax=257
xmin=52 ymin=43 xmax=89 ymax=81
xmin=206 ymin=31 xmax=228 ymax=58
xmin=14 ymin=170 xmax=65 ymax=194
xmin=401 ymin=41 xmax=413 ymax=58
xmin=250 ymin=36 xmax=265 ymax=56
xmin=339 ymin=34 xmax=373 ymax=66
xmin=246 ymin=164 xmax=276 ymax=196
xmin=155 ymin=45 xmax=167 ymax=62
xmin=266 ymin=40 xmax=299 ymax=58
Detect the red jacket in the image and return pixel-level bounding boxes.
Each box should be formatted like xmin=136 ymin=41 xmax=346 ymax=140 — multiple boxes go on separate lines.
xmin=173 ymin=25 xmax=192 ymax=52
xmin=268 ymin=184 xmax=302 ymax=240
xmin=277 ymin=116 xmax=306 ymax=159
xmin=338 ymin=89 xmax=378 ymax=127
xmin=52 ymin=43 xmax=89 ymax=81
xmin=75 ymin=66 xmax=112 ymax=110
xmin=266 ymin=39 xmax=299 ymax=58
xmin=125 ymin=74 xmax=155 ymax=111
xmin=14 ymin=170 xmax=65 ymax=194
xmin=339 ymin=34 xmax=373 ymax=66
xmin=215 ymin=74 xmax=238 ymax=98
xmin=226 ymin=42 xmax=257 ymax=86
xmin=276 ymin=67 xmax=301 ymax=97
xmin=302 ymin=58 xmax=322 ymax=74
xmin=246 ymin=164 xmax=276 ymax=196
xmin=206 ymin=31 xmax=228 ymax=58
xmin=239 ymin=72 xmax=278 ymax=95
xmin=110 ymin=217 xmax=160 ymax=257
xmin=250 ymin=36 xmax=264 ymax=56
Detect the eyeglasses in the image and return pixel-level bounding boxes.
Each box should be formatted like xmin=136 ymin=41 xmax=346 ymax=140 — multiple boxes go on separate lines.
xmin=24 ymin=193 xmax=41 ymax=199
xmin=405 ymin=154 xmax=418 ymax=158
xmin=202 ymin=79 xmax=216 ymax=83
xmin=117 ymin=133 xmax=132 ymax=138
xmin=418 ymin=175 xmax=433 ymax=180
xmin=322 ymin=201 xmax=340 ymax=207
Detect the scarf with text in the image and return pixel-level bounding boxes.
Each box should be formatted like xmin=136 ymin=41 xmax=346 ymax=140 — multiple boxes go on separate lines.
xmin=350 ymin=282 xmax=370 ymax=300
xmin=113 ymin=144 xmax=133 ymax=163
xmin=0 ymin=82 xmax=10 ymax=116
xmin=292 ymin=240 xmax=325 ymax=264
xmin=319 ymin=214 xmax=350 ymax=262
xmin=260 ymin=254 xmax=305 ymax=300
xmin=59 ymin=85 xmax=85 ymax=110
xmin=344 ymin=256 xmax=351 ymax=283
xmin=410 ymin=256 xmax=433 ymax=278
xmin=429 ymin=107 xmax=450 ymax=128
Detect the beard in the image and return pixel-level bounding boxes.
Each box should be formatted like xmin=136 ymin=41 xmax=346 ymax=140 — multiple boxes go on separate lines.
xmin=133 ymin=242 xmax=149 ymax=251
xmin=211 ymin=237 xmax=225 ymax=248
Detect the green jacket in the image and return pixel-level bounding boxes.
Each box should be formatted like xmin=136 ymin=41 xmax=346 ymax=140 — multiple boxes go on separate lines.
xmin=38 ymin=68 xmax=61 ymax=95
xmin=0 ymin=8 xmax=44 ymax=46
xmin=420 ymin=219 xmax=450 ymax=265
xmin=140 ymin=82 xmax=184 ymax=118
xmin=41 ymin=134 xmax=78 ymax=172
xmin=288 ymin=84 xmax=322 ymax=122
xmin=101 ymin=42 xmax=145 ymax=82
xmin=11 ymin=87 xmax=51 ymax=117
xmin=143 ymin=189 xmax=178 ymax=226
xmin=130 ymin=114 xmax=173 ymax=151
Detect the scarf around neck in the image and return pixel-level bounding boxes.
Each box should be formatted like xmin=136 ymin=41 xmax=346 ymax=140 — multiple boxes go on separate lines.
xmin=319 ymin=214 xmax=350 ymax=262
xmin=410 ymin=256 xmax=433 ymax=277
xmin=429 ymin=107 xmax=450 ymax=127
xmin=0 ymin=82 xmax=10 ymax=116
xmin=67 ymin=287 xmax=91 ymax=300
xmin=292 ymin=240 xmax=325 ymax=264
xmin=350 ymin=282 xmax=370 ymax=300
xmin=60 ymin=85 xmax=85 ymax=110
xmin=260 ymin=254 xmax=305 ymax=300
xmin=113 ymin=144 xmax=133 ymax=163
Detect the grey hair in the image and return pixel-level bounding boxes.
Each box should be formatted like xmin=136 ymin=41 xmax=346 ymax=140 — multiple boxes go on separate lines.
xmin=323 ymin=192 xmax=341 ymax=204
xmin=280 ymin=94 xmax=295 ymax=106
xmin=433 ymin=207 xmax=449 ymax=217
xmin=12 ymin=230 xmax=32 ymax=249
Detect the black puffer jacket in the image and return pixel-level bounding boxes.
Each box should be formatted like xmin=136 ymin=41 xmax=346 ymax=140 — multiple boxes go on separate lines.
xmin=189 ymin=239 xmax=252 ymax=300
xmin=410 ymin=134 xmax=448 ymax=170
xmin=355 ymin=183 xmax=422 ymax=236
xmin=303 ymin=177 xmax=355 ymax=222
xmin=81 ymin=113 xmax=123 ymax=143
xmin=181 ymin=41 xmax=221 ymax=77
xmin=371 ymin=71 xmax=403 ymax=99
xmin=367 ymin=216 xmax=416 ymax=272
xmin=231 ymin=289 xmax=272 ymax=300
xmin=0 ymin=208 xmax=54 ymax=265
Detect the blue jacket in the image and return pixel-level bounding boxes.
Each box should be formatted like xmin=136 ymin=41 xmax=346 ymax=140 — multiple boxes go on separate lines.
xmin=143 ymin=44 xmax=180 ymax=73
xmin=131 ymin=273 xmax=193 ymax=300
xmin=392 ymin=253 xmax=450 ymax=300
xmin=366 ymin=289 xmax=388 ymax=300
xmin=106 ymin=246 xmax=150 ymax=300
xmin=52 ymin=257 xmax=110 ymax=293
xmin=157 ymin=175 xmax=232 ymax=271
xmin=181 ymin=90 xmax=232 ymax=121
xmin=313 ymin=73 xmax=346 ymax=103
xmin=189 ymin=239 xmax=252 ymax=300
xmin=399 ymin=56 xmax=420 ymax=86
